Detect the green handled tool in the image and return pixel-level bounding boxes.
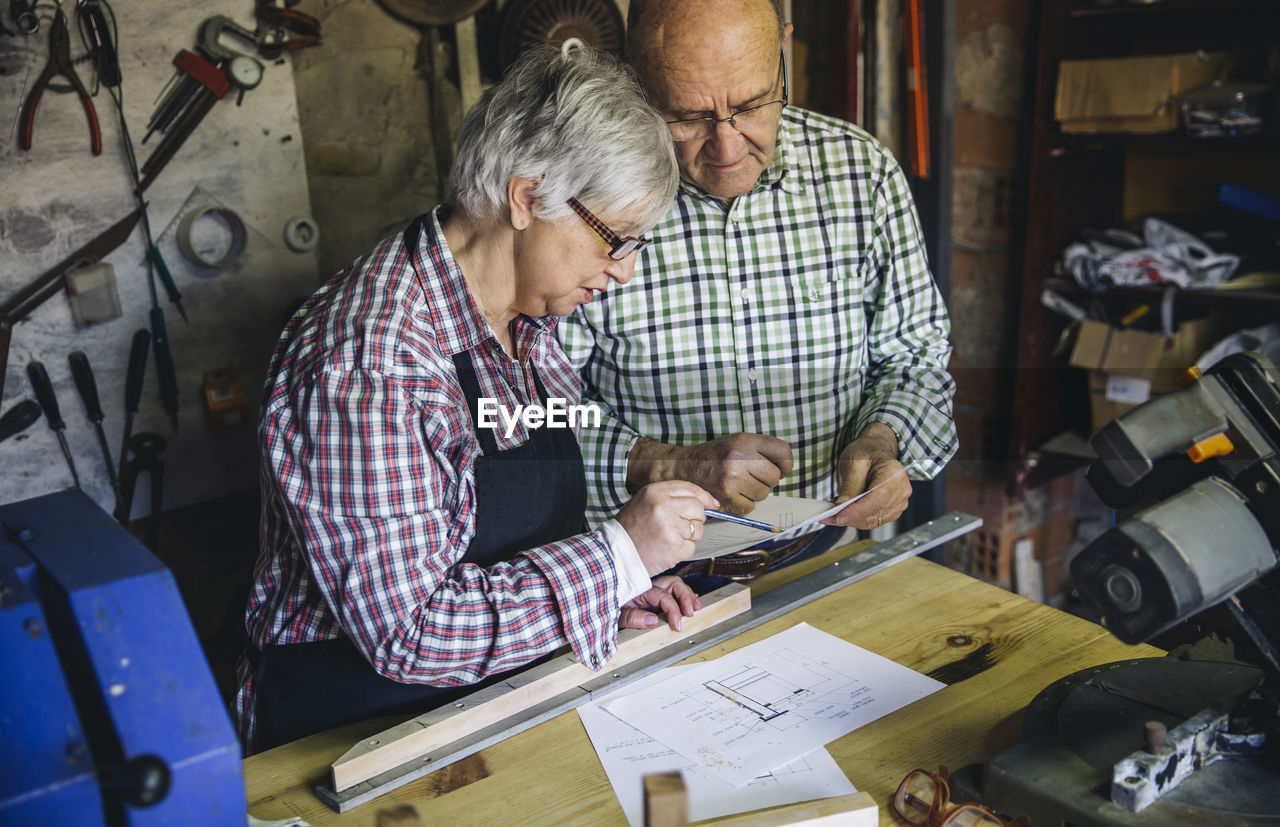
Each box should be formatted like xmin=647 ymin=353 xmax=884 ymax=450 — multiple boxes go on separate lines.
xmin=149 ymin=246 xmax=187 ymax=322
xmin=150 ymin=307 xmax=180 ymax=431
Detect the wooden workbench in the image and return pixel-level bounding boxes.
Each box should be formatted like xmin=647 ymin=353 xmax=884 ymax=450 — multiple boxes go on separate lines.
xmin=243 ymin=542 xmax=1161 ymax=826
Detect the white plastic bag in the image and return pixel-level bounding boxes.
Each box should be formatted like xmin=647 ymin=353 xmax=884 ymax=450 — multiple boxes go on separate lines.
xmin=1065 ymin=217 xmax=1240 ymax=291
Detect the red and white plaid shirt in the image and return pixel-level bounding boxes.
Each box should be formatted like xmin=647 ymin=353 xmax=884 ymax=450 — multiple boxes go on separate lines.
xmin=235 ymin=208 xmax=624 ymax=748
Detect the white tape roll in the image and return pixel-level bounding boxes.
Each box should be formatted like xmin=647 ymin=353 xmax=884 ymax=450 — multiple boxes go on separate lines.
xmin=176 ymin=206 xmax=248 ymax=269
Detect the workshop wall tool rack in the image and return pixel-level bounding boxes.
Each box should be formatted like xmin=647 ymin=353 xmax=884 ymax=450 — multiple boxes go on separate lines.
xmin=0 ymin=0 xmax=320 ymax=521
xmin=1007 ymin=0 xmax=1280 ymax=494
xmin=315 ymin=512 xmax=983 ymax=813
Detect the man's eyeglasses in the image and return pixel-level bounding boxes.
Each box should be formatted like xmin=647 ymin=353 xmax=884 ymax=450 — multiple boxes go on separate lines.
xmin=567 ymin=198 xmax=650 ymax=261
xmin=664 ymin=50 xmax=789 ymax=142
xmin=891 ymin=766 xmax=1029 ymax=827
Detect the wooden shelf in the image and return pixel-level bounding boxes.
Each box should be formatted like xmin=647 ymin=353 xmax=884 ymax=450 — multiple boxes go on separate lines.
xmin=1007 ymin=0 xmax=1280 ymax=494
xmin=1066 ymin=0 xmax=1273 ymax=18
xmin=1044 ymin=277 xmax=1280 ymax=311
xmin=1052 ymin=130 xmax=1280 ymax=154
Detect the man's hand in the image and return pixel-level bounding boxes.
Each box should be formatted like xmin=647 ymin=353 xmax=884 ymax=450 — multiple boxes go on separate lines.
xmin=823 ymin=422 xmax=912 ymax=530
xmin=626 ymin=433 xmax=793 ymax=515
xmin=616 ymin=480 xmax=719 ymax=575
xmin=620 ymin=575 xmax=701 ymax=631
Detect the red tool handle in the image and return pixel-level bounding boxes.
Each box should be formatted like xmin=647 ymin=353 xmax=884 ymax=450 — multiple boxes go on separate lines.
xmin=79 ymin=95 xmax=102 ymax=155
xmin=18 ymin=88 xmax=43 ymax=150
xmin=173 ymin=49 xmax=231 ymax=98
xmin=19 ymin=87 xmax=102 ymax=155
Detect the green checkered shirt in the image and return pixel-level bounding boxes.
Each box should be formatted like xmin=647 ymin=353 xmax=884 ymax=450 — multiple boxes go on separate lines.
xmin=560 ymin=107 xmax=957 ymax=526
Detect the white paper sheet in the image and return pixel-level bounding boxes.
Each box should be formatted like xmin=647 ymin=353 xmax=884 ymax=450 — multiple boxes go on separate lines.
xmin=691 ymin=467 xmax=909 ymax=559
xmin=580 ymin=666 xmax=857 ymax=826
xmin=601 ymin=623 xmax=944 ymax=787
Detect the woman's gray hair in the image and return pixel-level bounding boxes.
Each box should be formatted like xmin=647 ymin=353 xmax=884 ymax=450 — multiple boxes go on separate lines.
xmin=450 ymin=42 xmax=678 ymax=231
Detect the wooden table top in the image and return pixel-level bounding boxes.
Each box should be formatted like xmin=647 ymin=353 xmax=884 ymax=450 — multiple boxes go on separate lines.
xmin=243 ymin=542 xmax=1161 ymax=826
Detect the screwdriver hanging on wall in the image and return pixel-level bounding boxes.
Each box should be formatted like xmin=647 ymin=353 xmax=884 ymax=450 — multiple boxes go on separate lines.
xmin=149 ymin=246 xmax=186 ymax=322
xmin=26 ymin=361 xmax=81 ymax=489
xmin=150 ymin=308 xmax=180 ymax=432
xmin=115 ymin=329 xmax=149 ymax=520
xmin=76 ymin=0 xmax=121 ymax=87
xmin=68 ymin=351 xmax=118 ymax=494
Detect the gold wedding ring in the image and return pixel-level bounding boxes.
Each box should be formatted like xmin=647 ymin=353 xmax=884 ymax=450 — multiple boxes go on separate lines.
xmin=688 ymin=519 xmax=697 ymax=541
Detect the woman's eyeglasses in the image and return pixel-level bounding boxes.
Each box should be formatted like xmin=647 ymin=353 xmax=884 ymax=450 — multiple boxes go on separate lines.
xmin=891 ymin=766 xmax=1029 ymax=827
xmin=567 ymin=198 xmax=650 ymax=261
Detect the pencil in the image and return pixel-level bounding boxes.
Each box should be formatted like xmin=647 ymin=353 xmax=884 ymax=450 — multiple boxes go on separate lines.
xmin=704 ymin=509 xmax=782 ymax=533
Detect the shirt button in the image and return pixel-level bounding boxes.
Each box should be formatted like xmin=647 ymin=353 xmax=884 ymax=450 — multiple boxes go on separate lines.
xmin=748 ymin=369 xmax=758 ymax=382
xmin=740 ymin=288 xmax=749 ymax=302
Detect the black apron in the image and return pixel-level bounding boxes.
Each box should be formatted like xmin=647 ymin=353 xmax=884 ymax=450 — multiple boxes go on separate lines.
xmin=251 ymin=229 xmax=587 ymax=751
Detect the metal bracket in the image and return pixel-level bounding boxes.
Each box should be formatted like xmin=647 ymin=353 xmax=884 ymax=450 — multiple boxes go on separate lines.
xmin=313 ymin=511 xmax=982 ymax=812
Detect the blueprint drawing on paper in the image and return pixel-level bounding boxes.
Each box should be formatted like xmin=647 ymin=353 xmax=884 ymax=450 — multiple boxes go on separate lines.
xmin=602 ymin=623 xmax=944 ymax=787
xmin=579 ymin=665 xmax=856 ymax=826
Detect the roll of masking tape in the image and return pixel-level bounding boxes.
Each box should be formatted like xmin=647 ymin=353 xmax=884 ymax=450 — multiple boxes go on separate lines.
xmin=176 ymin=206 xmax=248 ymax=269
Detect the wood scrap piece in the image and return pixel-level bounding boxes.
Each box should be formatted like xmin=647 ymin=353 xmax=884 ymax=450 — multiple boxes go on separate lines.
xmin=644 ymin=771 xmax=689 ymax=827
xmin=331 ymin=583 xmax=751 ymax=792
xmin=714 ymin=791 xmax=878 ymax=826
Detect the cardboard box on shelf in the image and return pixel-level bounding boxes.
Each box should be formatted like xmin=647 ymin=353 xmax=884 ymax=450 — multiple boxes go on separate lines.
xmin=1069 ymin=316 xmax=1222 ymax=432
xmin=1055 ymin=52 xmax=1229 ymax=134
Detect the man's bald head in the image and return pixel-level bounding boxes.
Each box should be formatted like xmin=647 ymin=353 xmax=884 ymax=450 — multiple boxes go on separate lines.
xmin=626 ymin=0 xmax=786 ymax=87
xmin=624 ymin=0 xmax=790 ymax=200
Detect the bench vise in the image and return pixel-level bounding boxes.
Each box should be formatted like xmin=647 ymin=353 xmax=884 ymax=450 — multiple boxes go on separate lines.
xmin=0 ymin=489 xmax=246 ymax=824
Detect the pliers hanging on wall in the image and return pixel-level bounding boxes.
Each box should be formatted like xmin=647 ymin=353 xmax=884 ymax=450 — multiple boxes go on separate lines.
xmin=18 ymin=6 xmax=102 ymax=155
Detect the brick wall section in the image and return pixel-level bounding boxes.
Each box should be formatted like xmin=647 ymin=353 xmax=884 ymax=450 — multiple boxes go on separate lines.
xmin=945 ymin=2 xmax=1081 ymax=603
xmin=946 ymin=469 xmax=1078 ymax=602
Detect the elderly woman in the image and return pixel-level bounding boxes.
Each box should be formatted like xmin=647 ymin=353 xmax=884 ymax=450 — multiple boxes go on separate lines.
xmin=236 ymin=43 xmax=717 ymax=753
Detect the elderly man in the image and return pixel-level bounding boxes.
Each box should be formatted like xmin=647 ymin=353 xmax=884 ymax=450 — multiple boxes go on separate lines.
xmin=559 ymin=0 xmax=957 ymax=581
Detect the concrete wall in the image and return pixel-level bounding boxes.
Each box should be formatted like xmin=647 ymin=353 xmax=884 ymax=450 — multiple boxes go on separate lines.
xmin=292 ymin=0 xmax=451 ymax=279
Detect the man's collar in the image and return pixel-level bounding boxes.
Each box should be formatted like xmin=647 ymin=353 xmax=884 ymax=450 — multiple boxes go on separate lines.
xmin=770 ymin=111 xmax=804 ymax=194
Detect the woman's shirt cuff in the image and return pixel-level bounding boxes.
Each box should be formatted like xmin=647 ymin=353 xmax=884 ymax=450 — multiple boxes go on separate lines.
xmin=599 ymin=518 xmax=651 ymax=606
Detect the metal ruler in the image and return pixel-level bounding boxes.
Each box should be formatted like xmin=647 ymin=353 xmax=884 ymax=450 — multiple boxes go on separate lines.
xmin=315 ymin=511 xmax=982 ymax=812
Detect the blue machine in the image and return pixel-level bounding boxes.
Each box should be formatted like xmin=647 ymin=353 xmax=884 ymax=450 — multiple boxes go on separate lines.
xmin=0 ymin=489 xmax=246 ymax=824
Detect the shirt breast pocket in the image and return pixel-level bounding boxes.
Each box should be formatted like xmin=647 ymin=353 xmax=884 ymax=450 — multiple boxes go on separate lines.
xmin=784 ymin=248 xmax=865 ymax=311
xmin=779 ymin=253 xmax=868 ymax=388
